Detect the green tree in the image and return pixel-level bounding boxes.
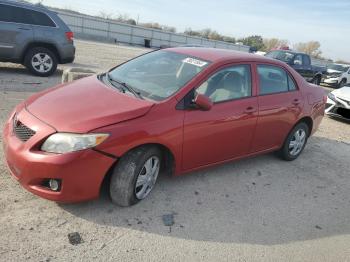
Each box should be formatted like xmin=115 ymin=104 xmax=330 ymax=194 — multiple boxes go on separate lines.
xmin=240 ymin=35 xmax=265 ymax=51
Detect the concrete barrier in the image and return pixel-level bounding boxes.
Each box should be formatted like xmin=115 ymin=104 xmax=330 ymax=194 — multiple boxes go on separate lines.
xmin=62 ymin=67 xmax=97 ymax=83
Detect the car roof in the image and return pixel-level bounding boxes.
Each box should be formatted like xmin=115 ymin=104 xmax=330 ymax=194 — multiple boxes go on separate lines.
xmin=167 ymin=47 xmax=284 ymax=65
xmin=333 ymin=63 xmax=350 ymax=67
xmin=0 ymin=0 xmax=50 ymax=12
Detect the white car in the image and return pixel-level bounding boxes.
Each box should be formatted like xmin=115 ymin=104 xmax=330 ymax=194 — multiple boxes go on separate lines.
xmin=322 ymin=63 xmax=350 ymax=88
xmin=326 ymin=85 xmax=350 ymax=120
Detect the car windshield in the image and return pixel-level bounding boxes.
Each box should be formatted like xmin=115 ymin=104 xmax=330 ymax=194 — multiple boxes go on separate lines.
xmin=266 ymin=51 xmax=295 ymax=63
xmin=108 ymin=50 xmax=210 ymax=101
xmin=327 ymin=64 xmax=350 ymax=72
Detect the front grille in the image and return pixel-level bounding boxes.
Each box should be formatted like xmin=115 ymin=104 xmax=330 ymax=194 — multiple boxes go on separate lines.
xmin=13 ymin=117 xmax=35 ymax=142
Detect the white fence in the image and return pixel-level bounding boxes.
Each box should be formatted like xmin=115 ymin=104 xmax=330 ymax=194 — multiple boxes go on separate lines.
xmin=55 ymin=11 xmax=251 ymax=52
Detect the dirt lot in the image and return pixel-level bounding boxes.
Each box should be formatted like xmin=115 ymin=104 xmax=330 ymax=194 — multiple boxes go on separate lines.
xmin=1 ymin=40 xmax=350 ymax=262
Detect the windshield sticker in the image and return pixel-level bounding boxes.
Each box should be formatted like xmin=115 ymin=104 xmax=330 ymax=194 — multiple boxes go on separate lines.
xmin=182 ymin=57 xmax=208 ymax=67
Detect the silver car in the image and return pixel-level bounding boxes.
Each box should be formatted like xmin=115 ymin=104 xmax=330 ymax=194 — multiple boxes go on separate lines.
xmin=326 ymin=85 xmax=350 ymax=121
xmin=0 ymin=0 xmax=75 ymax=76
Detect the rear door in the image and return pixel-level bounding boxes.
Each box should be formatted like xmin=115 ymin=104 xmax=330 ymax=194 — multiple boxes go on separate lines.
xmin=251 ymin=64 xmax=303 ymax=152
xmin=0 ymin=3 xmax=33 ymax=60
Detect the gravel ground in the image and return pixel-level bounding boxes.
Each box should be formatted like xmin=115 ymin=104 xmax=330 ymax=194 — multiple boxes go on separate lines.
xmin=1 ymin=40 xmax=350 ymax=262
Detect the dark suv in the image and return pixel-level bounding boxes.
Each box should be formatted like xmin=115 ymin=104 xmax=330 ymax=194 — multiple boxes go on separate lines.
xmin=0 ymin=0 xmax=75 ymax=76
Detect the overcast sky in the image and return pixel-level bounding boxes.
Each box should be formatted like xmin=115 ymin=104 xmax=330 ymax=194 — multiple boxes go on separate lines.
xmin=33 ymin=0 xmax=350 ymax=61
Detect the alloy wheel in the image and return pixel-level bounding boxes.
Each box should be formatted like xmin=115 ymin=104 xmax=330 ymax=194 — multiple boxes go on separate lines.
xmin=31 ymin=53 xmax=53 ymax=73
xmin=135 ymin=156 xmax=160 ymax=200
xmin=289 ymin=129 xmax=306 ymax=156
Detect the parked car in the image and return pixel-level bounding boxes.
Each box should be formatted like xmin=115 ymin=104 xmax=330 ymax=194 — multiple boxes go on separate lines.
xmin=3 ymin=48 xmax=326 ymax=206
xmin=265 ymin=50 xmax=325 ymax=85
xmin=322 ymin=63 xmax=350 ymax=88
xmin=0 ymin=0 xmax=75 ymax=76
xmin=326 ymin=84 xmax=350 ymax=120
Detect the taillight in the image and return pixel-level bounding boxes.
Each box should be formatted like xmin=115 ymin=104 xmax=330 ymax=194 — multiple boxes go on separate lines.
xmin=65 ymin=31 xmax=74 ymax=42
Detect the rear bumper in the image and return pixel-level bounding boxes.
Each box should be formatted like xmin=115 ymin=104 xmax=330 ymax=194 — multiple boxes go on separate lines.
xmin=2 ymin=107 xmax=115 ymax=203
xmin=59 ymin=43 xmax=75 ymax=64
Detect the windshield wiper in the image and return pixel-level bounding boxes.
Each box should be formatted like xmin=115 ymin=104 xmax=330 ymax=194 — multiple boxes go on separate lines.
xmin=107 ymin=73 xmax=143 ymax=99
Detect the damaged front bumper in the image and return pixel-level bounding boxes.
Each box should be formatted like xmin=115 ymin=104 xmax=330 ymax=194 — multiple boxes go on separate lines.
xmin=326 ymin=94 xmax=350 ymax=121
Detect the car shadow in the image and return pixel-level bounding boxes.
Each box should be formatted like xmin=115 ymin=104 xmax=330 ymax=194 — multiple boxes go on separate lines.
xmin=60 ymin=136 xmax=350 ymax=245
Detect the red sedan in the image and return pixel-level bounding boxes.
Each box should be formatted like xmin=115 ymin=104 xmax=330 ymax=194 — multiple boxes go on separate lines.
xmin=2 ymin=48 xmax=326 ymax=206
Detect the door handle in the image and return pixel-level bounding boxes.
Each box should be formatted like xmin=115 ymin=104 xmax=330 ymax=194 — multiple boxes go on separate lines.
xmin=292 ymin=99 xmax=301 ymax=105
xmin=244 ymin=106 xmax=256 ymax=114
xmin=18 ymin=27 xmax=31 ymax=31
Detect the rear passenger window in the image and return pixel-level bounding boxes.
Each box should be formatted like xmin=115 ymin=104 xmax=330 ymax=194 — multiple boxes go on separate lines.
xmin=27 ymin=10 xmax=56 ymax=27
xmin=288 ymin=75 xmax=297 ymax=91
xmin=0 ymin=4 xmax=55 ymax=27
xmin=257 ymin=65 xmax=296 ymax=95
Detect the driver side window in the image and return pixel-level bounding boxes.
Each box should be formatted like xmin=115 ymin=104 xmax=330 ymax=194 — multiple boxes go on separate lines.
xmin=197 ymin=65 xmax=252 ymax=103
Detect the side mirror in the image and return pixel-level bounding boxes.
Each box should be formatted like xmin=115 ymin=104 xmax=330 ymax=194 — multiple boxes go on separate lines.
xmin=194 ymin=93 xmax=213 ymax=111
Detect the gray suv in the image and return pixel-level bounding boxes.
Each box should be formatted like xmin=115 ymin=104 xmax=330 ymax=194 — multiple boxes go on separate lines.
xmin=0 ymin=0 xmax=75 ymax=76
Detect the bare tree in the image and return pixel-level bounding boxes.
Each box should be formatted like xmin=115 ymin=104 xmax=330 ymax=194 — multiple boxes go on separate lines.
xmin=294 ymin=41 xmax=322 ymax=58
xmin=99 ymin=11 xmax=115 ymax=20
xmin=263 ymin=38 xmax=289 ymax=51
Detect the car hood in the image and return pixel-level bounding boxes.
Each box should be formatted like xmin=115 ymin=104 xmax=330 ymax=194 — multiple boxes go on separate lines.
xmin=25 ymin=76 xmax=155 ymax=133
xmin=326 ymin=69 xmax=343 ymax=74
xmin=332 ymin=86 xmax=350 ymax=101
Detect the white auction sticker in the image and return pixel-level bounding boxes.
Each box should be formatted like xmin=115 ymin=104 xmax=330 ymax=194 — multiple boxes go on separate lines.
xmin=182 ymin=57 xmax=208 ymax=67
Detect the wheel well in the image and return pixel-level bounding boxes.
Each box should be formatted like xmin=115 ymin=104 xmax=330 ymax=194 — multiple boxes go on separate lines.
xmin=296 ymin=117 xmax=313 ymax=136
xmin=314 ymin=74 xmax=322 ymax=80
xmin=99 ymin=143 xmax=176 ymax=196
xmin=21 ymin=42 xmax=61 ymax=63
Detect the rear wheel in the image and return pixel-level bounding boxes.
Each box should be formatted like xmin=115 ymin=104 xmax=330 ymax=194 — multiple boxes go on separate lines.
xmin=279 ymin=122 xmax=309 ymax=161
xmin=109 ymin=146 xmax=161 ymax=206
xmin=24 ymin=47 xmax=57 ymax=77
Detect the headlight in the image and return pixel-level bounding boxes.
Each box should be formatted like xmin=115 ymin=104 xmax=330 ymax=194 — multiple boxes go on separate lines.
xmin=41 ymin=133 xmax=109 ymax=154
xmin=327 ymin=92 xmax=336 ymax=102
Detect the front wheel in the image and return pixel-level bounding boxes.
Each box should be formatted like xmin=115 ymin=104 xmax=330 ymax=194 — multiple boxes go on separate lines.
xmin=312 ymin=76 xmax=321 ymax=85
xmin=24 ymin=47 xmax=58 ymax=77
xmin=110 ymin=146 xmax=161 ymax=207
xmin=279 ymin=122 xmax=309 ymax=161
xmin=338 ymin=79 xmax=347 ymax=88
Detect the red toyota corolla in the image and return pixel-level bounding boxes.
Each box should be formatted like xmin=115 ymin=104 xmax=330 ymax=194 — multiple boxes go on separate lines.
xmin=2 ymin=48 xmax=325 ymax=206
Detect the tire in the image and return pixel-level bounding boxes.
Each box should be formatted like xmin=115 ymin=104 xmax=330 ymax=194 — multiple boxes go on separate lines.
xmin=109 ymin=146 xmax=162 ymax=207
xmin=279 ymin=122 xmax=309 ymax=161
xmin=24 ymin=47 xmax=57 ymax=77
xmin=338 ymin=79 xmax=347 ymax=88
xmin=312 ymin=76 xmax=321 ymax=85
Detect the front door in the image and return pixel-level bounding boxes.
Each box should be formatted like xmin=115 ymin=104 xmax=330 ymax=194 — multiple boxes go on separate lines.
xmin=182 ymin=64 xmax=258 ymax=171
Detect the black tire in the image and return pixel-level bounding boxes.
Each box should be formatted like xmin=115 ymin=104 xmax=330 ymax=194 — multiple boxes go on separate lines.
xmin=312 ymin=75 xmax=321 ymax=85
xmin=24 ymin=47 xmax=57 ymax=77
xmin=338 ymin=79 xmax=347 ymax=88
xmin=279 ymin=122 xmax=309 ymax=161
xmin=109 ymin=146 xmax=162 ymax=207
